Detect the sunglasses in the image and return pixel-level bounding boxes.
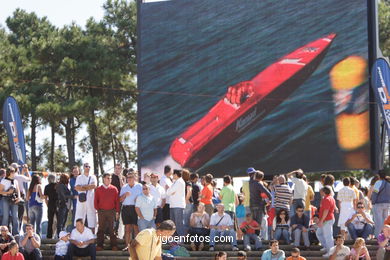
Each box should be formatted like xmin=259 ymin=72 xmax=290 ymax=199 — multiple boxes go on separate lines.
xmin=142 ymin=188 xmax=149 ymax=190
xmin=297 ymin=210 xmax=304 ymax=212
xmin=357 ymin=206 xmax=364 ymax=209
xmin=84 ymin=165 xmax=91 ymax=168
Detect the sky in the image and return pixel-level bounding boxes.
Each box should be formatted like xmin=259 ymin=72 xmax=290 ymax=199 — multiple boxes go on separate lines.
xmin=0 ymin=0 xmax=106 ymax=29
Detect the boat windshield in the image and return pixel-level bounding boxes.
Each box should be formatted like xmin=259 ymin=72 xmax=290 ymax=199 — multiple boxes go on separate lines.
xmin=225 ymin=81 xmax=254 ymax=106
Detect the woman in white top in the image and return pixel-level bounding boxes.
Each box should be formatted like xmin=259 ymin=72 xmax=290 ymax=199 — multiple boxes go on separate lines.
xmin=337 ymin=177 xmax=357 ymax=239
xmin=0 ymin=167 xmax=21 ymax=235
xmin=189 ymin=203 xmax=210 ymax=251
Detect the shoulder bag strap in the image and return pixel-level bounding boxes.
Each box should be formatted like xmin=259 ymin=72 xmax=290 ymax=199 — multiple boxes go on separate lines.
xmin=215 ymin=215 xmax=225 ymax=226
xmin=85 ymin=176 xmax=91 ymax=197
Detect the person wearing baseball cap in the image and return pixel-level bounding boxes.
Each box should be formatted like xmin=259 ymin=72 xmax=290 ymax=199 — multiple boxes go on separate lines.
xmin=55 ymin=231 xmax=70 ymax=260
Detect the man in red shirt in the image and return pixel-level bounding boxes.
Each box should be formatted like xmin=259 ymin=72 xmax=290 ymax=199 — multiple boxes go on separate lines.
xmin=316 ymin=186 xmax=336 ymax=257
xmin=94 ymin=173 xmax=120 ymax=251
xmin=240 ymin=213 xmax=262 ymax=251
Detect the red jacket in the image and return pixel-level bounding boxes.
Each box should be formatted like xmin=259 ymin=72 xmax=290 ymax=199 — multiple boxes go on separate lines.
xmin=1 ymin=252 xmax=25 ymax=260
xmin=94 ymin=184 xmax=120 ymax=212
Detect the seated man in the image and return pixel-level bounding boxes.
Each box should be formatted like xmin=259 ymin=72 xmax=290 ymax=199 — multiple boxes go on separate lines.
xmin=329 ymin=235 xmax=350 ymax=260
xmin=18 ymin=224 xmax=42 ymax=260
xmin=209 ymin=204 xmax=238 ymax=252
xmin=286 ymin=248 xmax=306 ymax=260
xmin=129 ymin=220 xmax=176 ymax=260
xmin=1 ymin=241 xmax=24 ymax=260
xmin=68 ymin=218 xmax=96 ymax=260
xmin=0 ymin=226 xmax=15 ymax=257
xmin=261 ymin=240 xmax=285 ymax=260
xmin=345 ymin=201 xmax=374 ymax=241
xmin=240 ymin=213 xmax=261 ymax=251
xmin=290 ymin=205 xmax=310 ymax=248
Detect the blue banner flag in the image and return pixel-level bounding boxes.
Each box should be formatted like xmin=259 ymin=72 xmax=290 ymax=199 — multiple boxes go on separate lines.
xmin=372 ymin=58 xmax=390 ymax=136
xmin=2 ymin=96 xmax=27 ymax=165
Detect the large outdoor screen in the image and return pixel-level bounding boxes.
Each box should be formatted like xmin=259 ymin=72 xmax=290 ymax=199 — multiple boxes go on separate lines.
xmin=138 ymin=0 xmax=374 ymax=177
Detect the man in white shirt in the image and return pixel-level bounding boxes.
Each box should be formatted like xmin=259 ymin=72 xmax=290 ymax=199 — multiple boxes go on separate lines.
xmin=69 ymin=218 xmax=96 ymax=260
xmin=74 ymin=163 xmax=97 ymax=233
xmin=135 ymin=183 xmax=157 ymax=231
xmin=329 ymin=235 xmax=350 ymax=260
xmin=166 ymin=169 xmax=185 ymax=236
xmin=12 ymin=163 xmax=31 ymax=229
xmin=149 ymin=173 xmax=166 ymax=226
xmin=209 ymin=204 xmax=238 ymax=252
xmin=345 ymin=201 xmax=374 ymax=241
xmin=286 ymin=169 xmax=307 ymax=213
xmin=160 ymin=165 xmax=173 ymax=221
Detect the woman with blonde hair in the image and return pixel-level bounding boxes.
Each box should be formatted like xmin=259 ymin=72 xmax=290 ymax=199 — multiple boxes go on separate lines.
xmin=349 ymin=238 xmax=371 ymax=260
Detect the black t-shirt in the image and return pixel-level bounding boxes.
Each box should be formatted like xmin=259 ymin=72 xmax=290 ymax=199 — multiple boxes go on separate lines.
xmin=44 ymin=183 xmax=58 ymax=206
xmin=191 ymin=182 xmax=201 ymax=205
xmin=0 ymin=233 xmax=14 ymax=253
xmin=111 ymin=174 xmax=122 ymax=193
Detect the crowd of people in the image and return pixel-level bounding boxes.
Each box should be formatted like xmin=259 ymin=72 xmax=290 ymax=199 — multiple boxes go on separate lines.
xmin=0 ymin=162 xmax=389 ymax=260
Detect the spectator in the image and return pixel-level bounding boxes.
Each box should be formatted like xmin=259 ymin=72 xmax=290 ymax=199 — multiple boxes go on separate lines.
xmin=1 ymin=241 xmax=24 ymax=260
xmin=274 ymin=175 xmax=293 ymax=212
xmin=273 ymin=208 xmax=290 ymax=244
xmin=261 ymin=240 xmax=285 ymax=260
xmin=308 ymin=215 xmax=319 ymax=245
xmin=182 ymin=169 xmax=193 ymax=232
xmin=349 ymin=238 xmax=371 ymax=260
xmin=350 ymin=177 xmax=362 ymax=202
xmin=238 ymin=251 xmax=247 ymax=260
xmin=74 ymin=163 xmax=97 ymax=232
xmin=135 ymin=182 xmax=157 ymax=231
xmin=190 ymin=173 xmax=201 ymax=211
xmin=0 ymin=167 xmax=21 ymax=235
xmin=160 ymin=165 xmax=173 ymax=220
xmin=56 ymin=174 xmax=72 ymax=236
xmin=54 ymin=231 xmax=70 ymax=260
xmin=240 ymin=213 xmax=262 ymax=251
xmin=166 ymin=169 xmax=186 ymax=236
xmin=236 ymin=195 xmax=246 ymax=240
xmin=220 ymin=175 xmax=238 ymax=221
xmin=249 ymin=171 xmax=271 ymax=233
xmin=200 ymin=174 xmax=214 ymax=216
xmin=149 ymin=173 xmax=166 ymax=226
xmin=345 ymin=201 xmax=374 ymax=241
xmin=15 ymin=164 xmax=31 ymax=231
xmin=0 ymin=169 xmax=5 ymax=224
xmin=68 ymin=218 xmax=96 ymax=260
xmin=317 ymin=186 xmax=336 ymax=257
xmin=242 ymin=168 xmax=256 ymax=215
xmin=367 ymin=175 xmax=379 ymax=200
xmin=119 ymin=172 xmax=142 ymax=250
xmin=189 ymin=202 xmax=210 ymax=251
xmin=129 ymin=220 xmax=176 ymax=260
xmin=27 ymin=175 xmax=44 ymax=236
xmin=111 ymin=163 xmax=124 ymax=235
xmin=323 ymin=174 xmax=336 ymax=195
xmin=209 ymin=204 xmax=238 ymax=252
xmin=69 ymin=166 xmax=80 ymax=226
xmin=0 ymin=226 xmax=15 ymax=256
xmin=212 ymin=180 xmax=221 ymax=206
xmin=378 ymin=224 xmax=390 ymax=259
xmin=302 ymin=176 xmax=314 ymax=222
xmin=337 ymin=177 xmax=357 ymax=239
xmin=214 ymin=251 xmax=227 ymax=260
xmin=94 ymin=173 xmax=119 ymax=251
xmin=286 ymin=169 xmax=307 ymax=213
xmin=359 ymin=187 xmax=372 ymax=217
xmin=286 ymin=248 xmax=306 ymax=260
xmin=44 ymin=174 xmax=58 ymax=239
xmin=329 ymin=235 xmax=350 ymax=260
xmin=371 ymin=170 xmax=390 ymax=238
xmin=290 ymin=205 xmax=310 ymax=248
xmin=19 ymin=224 xmax=42 ymax=260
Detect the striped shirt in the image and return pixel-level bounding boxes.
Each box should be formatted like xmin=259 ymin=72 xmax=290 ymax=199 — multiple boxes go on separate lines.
xmin=274 ymin=184 xmax=293 ymax=210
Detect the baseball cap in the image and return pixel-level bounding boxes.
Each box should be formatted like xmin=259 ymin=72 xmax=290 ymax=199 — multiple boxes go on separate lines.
xmin=59 ymin=231 xmax=69 ymax=239
xmin=246 ymin=167 xmax=256 ymax=174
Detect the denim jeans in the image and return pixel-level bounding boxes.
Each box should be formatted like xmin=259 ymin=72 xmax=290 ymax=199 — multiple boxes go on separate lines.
xmin=293 ymin=228 xmax=310 ymax=247
xmin=373 ymin=203 xmax=390 ymax=238
xmin=57 ymin=203 xmax=69 ymax=236
xmin=209 ymin=229 xmax=237 ymax=246
xmin=250 ymin=207 xmax=264 ymax=228
xmin=243 ymin=233 xmax=262 ymax=249
xmin=20 ymin=247 xmax=42 ymax=260
xmin=170 ymin=208 xmax=184 ymax=236
xmin=274 ymin=228 xmax=290 ymax=244
xmin=1 ymin=198 xmax=19 ymax=235
xmin=138 ymin=218 xmax=156 ymax=231
xmin=261 ymin=215 xmax=268 ymax=240
xmin=316 ymin=219 xmax=334 ymax=252
xmin=28 ymin=205 xmax=43 ymax=236
xmin=184 ymin=204 xmax=193 ymax=233
xmin=347 ymin=223 xmax=374 ymax=240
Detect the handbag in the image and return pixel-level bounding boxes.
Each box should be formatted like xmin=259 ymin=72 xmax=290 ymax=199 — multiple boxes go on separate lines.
xmin=78 ymin=177 xmax=91 ymax=203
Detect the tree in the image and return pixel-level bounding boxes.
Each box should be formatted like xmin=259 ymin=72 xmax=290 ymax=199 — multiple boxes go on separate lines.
xmin=379 ymin=1 xmax=390 ymax=57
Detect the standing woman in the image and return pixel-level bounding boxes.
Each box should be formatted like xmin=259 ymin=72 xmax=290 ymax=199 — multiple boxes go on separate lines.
xmin=69 ymin=166 xmax=80 ymax=226
xmin=27 ymin=174 xmax=44 ymax=236
xmin=0 ymin=167 xmax=21 ymax=235
xmin=56 ymin=173 xmax=72 ymax=236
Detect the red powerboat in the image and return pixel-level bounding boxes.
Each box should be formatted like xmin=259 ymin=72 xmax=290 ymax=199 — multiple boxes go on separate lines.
xmin=170 ymin=33 xmax=337 ymax=169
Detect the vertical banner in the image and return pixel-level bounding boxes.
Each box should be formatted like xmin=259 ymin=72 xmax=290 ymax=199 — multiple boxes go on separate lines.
xmin=2 ymin=96 xmax=27 ymax=165
xmin=371 ymin=58 xmax=390 ymax=136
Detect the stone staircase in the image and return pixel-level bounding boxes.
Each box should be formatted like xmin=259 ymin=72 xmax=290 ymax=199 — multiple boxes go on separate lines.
xmin=40 ymin=239 xmax=379 ymax=260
